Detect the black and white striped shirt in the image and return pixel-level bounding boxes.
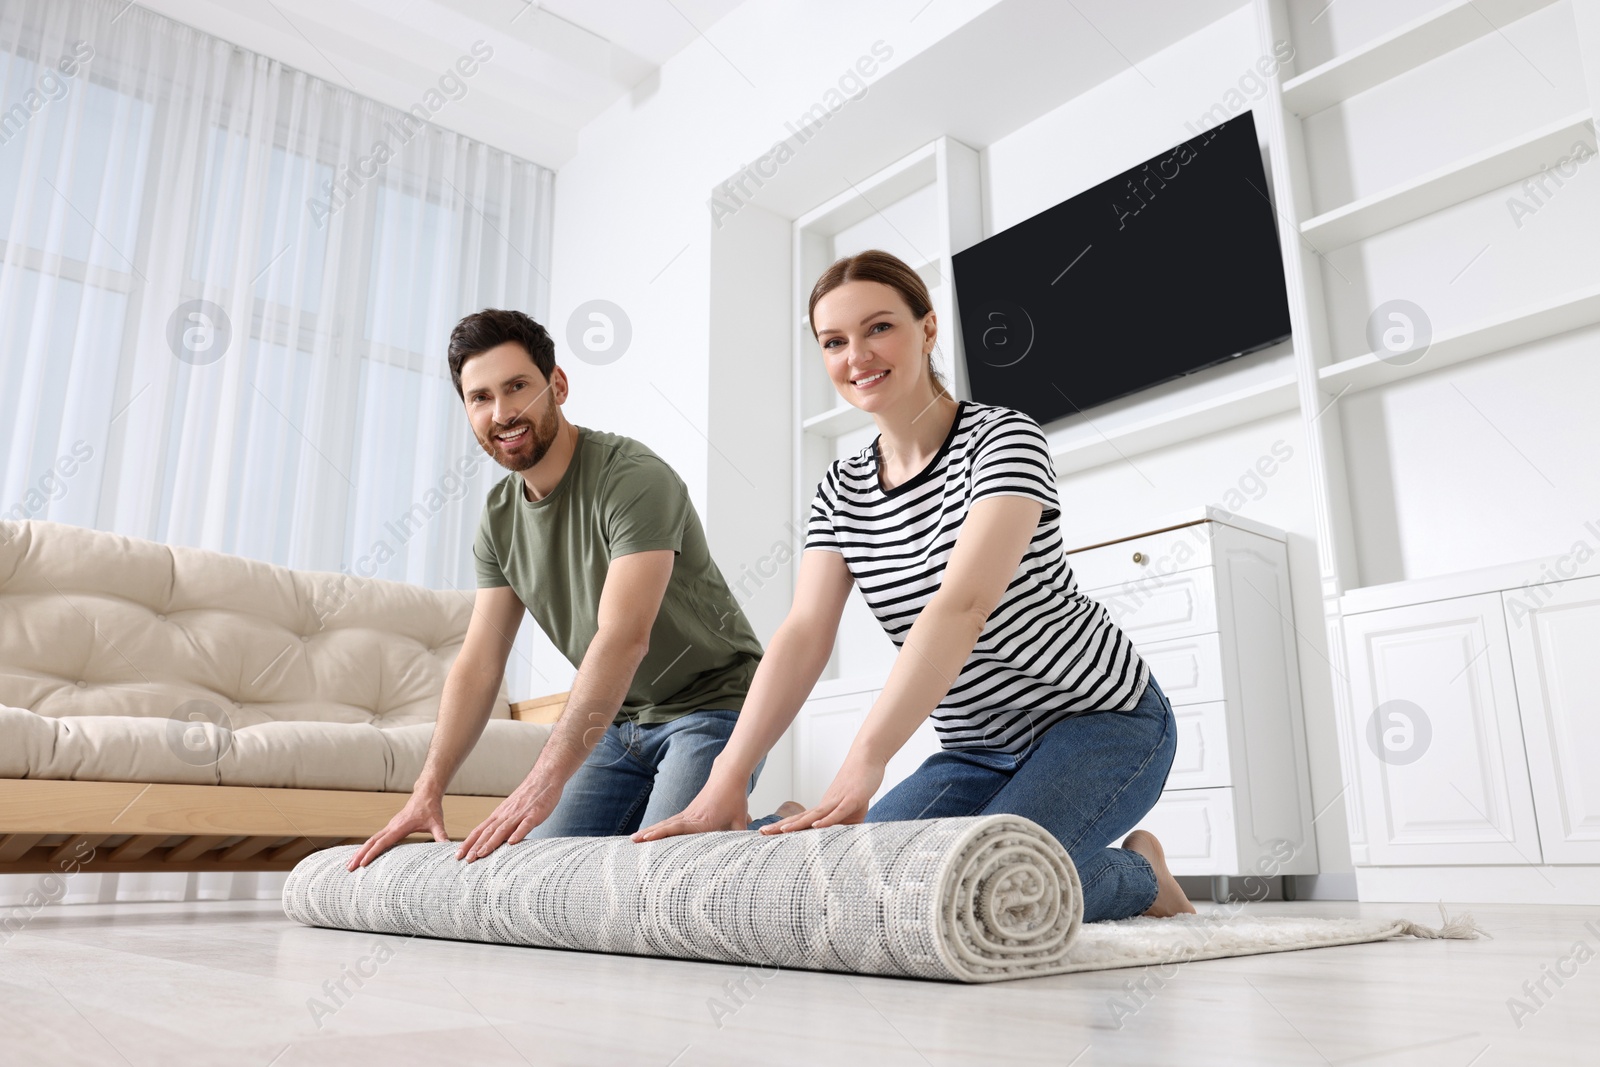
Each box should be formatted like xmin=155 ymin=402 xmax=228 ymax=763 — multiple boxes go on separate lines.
xmin=807 ymin=401 xmax=1150 ymax=754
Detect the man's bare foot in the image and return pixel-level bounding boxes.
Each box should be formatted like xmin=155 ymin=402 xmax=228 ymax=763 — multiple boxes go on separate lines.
xmin=775 ymin=801 xmax=804 ymax=819
xmin=1122 ymin=830 xmax=1197 ymax=917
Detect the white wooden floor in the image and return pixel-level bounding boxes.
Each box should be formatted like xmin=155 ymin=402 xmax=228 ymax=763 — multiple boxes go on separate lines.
xmin=2 ymin=898 xmax=1596 ymax=1065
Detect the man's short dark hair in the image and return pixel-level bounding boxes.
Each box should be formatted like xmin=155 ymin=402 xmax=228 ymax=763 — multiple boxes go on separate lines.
xmin=447 ymin=309 xmax=557 ymax=401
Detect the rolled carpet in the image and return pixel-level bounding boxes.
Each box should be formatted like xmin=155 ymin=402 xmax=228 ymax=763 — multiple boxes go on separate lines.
xmin=282 ymin=815 xmax=1082 ymax=983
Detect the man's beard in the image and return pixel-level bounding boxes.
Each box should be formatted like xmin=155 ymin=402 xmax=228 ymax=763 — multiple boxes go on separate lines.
xmin=481 ymin=392 xmax=561 ymax=472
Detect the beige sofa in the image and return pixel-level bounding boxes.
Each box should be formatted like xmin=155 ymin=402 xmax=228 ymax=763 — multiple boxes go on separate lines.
xmin=0 ymin=519 xmax=560 ymax=875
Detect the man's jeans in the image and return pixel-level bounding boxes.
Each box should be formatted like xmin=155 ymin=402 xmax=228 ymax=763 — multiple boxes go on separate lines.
xmin=527 ymin=708 xmax=762 ymax=838
xmin=751 ymin=675 xmax=1178 ymax=923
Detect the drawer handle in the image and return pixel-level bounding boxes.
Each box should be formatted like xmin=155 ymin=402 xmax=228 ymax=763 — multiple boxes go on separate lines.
xmin=1132 ymin=551 xmax=1147 ymax=565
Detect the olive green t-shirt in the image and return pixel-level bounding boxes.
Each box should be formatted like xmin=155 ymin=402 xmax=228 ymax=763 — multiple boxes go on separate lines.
xmin=472 ymin=427 xmax=761 ymax=725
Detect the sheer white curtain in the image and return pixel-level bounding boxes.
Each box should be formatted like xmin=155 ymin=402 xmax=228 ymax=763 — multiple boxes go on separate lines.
xmin=0 ymin=0 xmax=554 ymax=905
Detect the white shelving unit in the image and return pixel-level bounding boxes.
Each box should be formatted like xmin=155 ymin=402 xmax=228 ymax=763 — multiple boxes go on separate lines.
xmin=1047 ymin=373 xmax=1301 ymax=477
xmin=1300 ymin=110 xmax=1594 ymax=250
xmin=1318 ymin=280 xmax=1600 ymax=394
xmin=1249 ymin=0 xmax=1598 ymax=607
xmin=1251 ymin=0 xmax=1600 ymax=901
xmin=1280 ymin=0 xmax=1562 ymax=116
xmin=789 ymin=137 xmax=982 ymax=681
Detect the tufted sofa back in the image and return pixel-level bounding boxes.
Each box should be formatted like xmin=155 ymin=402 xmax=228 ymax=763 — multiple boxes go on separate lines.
xmin=0 ymin=520 xmax=511 ymax=728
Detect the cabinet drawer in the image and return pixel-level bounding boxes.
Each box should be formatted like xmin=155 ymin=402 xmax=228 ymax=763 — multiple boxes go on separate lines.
xmin=1137 ymin=632 xmax=1224 ymax=706
xmin=1132 ymin=787 xmax=1237 ymax=876
xmin=1167 ymin=701 xmax=1231 ymax=790
xmin=1093 ymin=568 xmax=1217 ymax=644
xmin=1068 ymin=523 xmax=1214 ymax=593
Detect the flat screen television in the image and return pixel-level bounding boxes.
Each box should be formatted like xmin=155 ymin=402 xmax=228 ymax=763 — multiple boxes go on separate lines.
xmin=952 ymin=111 xmax=1291 ymax=425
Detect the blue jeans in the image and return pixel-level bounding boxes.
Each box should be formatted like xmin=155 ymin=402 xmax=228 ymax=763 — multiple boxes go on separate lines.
xmin=527 ymin=708 xmax=762 ymax=838
xmin=752 ymin=675 xmax=1177 ymax=923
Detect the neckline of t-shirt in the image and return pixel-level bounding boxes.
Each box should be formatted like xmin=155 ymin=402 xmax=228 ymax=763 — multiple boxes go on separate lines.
xmin=518 ymin=425 xmax=586 ymax=509
xmin=871 ymin=401 xmax=967 ymax=499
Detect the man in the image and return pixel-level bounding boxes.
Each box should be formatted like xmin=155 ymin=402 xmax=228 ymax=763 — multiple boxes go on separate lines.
xmin=350 ymin=309 xmax=764 ymax=869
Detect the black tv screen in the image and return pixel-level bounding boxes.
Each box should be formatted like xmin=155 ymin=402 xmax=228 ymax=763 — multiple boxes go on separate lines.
xmin=953 ymin=111 xmax=1291 ymax=425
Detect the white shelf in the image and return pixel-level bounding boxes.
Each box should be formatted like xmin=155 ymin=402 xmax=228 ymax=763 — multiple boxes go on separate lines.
xmin=1280 ymin=0 xmax=1560 ymax=116
xmin=801 ymin=402 xmax=875 ymax=437
xmin=1047 ymin=373 xmax=1301 ymax=477
xmin=794 ymin=142 xmax=939 ymax=237
xmin=1319 ymin=281 xmax=1600 ymax=393
xmin=1301 ymin=111 xmax=1595 ymax=251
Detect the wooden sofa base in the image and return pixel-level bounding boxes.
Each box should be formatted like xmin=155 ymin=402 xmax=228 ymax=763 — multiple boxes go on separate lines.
xmin=0 ymin=779 xmax=505 ymax=875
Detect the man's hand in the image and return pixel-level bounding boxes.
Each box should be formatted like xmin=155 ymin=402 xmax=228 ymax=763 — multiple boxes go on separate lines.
xmin=450 ymin=547 xmax=672 ymax=861
xmin=631 ymin=776 xmax=751 ymax=842
xmin=347 ymin=791 xmax=449 ymax=871
xmin=760 ymin=750 xmax=884 ymax=834
xmin=455 ymin=773 xmax=564 ymax=862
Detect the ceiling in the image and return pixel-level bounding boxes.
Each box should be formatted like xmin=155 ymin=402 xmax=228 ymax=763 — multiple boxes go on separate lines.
xmin=134 ymin=0 xmax=1247 ymax=172
xmin=134 ymin=0 xmax=748 ymax=167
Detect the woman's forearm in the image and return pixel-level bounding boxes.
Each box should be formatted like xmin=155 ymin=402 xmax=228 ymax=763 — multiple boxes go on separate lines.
xmin=852 ymin=593 xmax=986 ymax=765
xmin=708 ymin=615 xmax=835 ymax=784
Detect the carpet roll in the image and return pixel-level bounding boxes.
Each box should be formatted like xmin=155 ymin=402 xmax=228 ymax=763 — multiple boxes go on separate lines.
xmin=282 ymin=815 xmax=1083 ymax=982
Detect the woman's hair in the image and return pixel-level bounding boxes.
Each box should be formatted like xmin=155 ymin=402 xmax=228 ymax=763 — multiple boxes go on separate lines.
xmin=807 ymin=249 xmax=951 ymax=400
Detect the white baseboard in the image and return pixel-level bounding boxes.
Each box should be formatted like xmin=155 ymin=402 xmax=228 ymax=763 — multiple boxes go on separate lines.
xmin=1355 ymin=864 xmax=1600 ymax=905
xmin=1294 ymin=872 xmax=1358 ymax=900
xmin=1174 ymin=872 xmax=1358 ymax=902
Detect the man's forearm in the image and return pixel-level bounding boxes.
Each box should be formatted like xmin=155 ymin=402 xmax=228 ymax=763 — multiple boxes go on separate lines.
xmin=529 ymin=629 xmax=649 ymax=783
xmin=414 ymin=662 xmax=504 ymax=798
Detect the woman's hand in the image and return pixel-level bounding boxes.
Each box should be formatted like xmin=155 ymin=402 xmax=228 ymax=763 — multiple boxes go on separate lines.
xmin=632 ymin=777 xmax=752 ymax=842
xmin=760 ymin=751 xmax=885 ymax=834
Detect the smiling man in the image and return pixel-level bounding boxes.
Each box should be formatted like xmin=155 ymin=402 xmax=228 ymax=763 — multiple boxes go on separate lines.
xmin=349 ymin=309 xmax=764 ymax=869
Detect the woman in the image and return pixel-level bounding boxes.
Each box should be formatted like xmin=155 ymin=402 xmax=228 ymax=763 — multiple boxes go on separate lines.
xmin=634 ymin=249 xmax=1194 ymax=922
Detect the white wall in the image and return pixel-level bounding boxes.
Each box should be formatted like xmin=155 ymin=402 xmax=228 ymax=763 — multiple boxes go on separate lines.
xmin=518 ymin=0 xmax=1010 ymax=704
xmin=549 ymin=0 xmax=996 ymax=502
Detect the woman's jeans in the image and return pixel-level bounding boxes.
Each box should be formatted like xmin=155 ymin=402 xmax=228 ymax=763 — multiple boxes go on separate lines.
xmin=752 ymin=675 xmax=1178 ymax=923
xmin=526 ymin=708 xmax=763 ymax=838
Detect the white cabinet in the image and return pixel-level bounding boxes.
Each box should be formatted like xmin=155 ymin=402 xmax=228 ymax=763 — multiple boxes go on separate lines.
xmin=1502 ymin=574 xmax=1600 ymax=864
xmin=793 ymin=690 xmax=876 ymax=809
xmin=1340 ymin=564 xmax=1600 ymax=884
xmin=1132 ymin=789 xmax=1238 ymax=874
xmin=1136 ymin=632 xmax=1225 ymax=707
xmin=792 ymin=682 xmax=942 ymax=811
xmin=1100 ymin=570 xmax=1219 ymax=646
xmin=1098 ymin=514 xmax=1317 ymax=879
xmin=792 ymin=507 xmax=1318 ymax=882
xmin=1342 ymin=594 xmax=1541 ymax=866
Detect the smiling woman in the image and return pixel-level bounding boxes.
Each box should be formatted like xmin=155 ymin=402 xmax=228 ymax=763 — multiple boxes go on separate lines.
xmin=809 ymin=249 xmax=953 ymax=414
xmin=637 ymin=249 xmax=1194 ymax=925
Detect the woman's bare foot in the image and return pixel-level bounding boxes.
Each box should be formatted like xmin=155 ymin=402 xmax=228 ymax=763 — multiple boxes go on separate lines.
xmin=775 ymin=801 xmax=804 ymax=819
xmin=1122 ymin=830 xmax=1197 ymax=917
